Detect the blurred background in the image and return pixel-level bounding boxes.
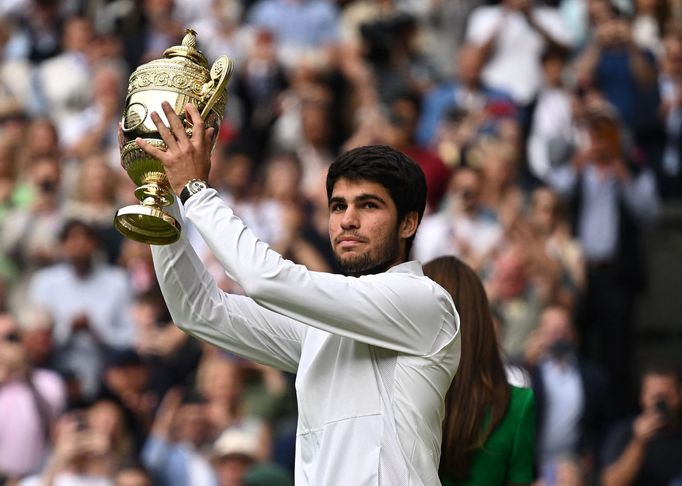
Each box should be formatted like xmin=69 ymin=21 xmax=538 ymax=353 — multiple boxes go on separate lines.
xmin=0 ymin=0 xmax=681 ymax=485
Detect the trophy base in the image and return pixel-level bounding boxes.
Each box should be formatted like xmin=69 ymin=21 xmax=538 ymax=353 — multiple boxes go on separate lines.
xmin=114 ymin=205 xmax=181 ymax=245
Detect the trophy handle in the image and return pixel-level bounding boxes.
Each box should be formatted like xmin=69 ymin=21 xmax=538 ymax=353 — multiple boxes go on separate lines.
xmin=200 ymin=55 xmax=233 ymax=120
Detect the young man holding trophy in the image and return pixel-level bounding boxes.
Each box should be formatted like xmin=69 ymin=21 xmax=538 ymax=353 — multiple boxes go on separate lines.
xmin=119 ymin=30 xmax=460 ymax=486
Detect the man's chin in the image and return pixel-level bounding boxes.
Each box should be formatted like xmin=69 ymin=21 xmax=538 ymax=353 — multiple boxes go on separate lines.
xmin=336 ymin=255 xmax=392 ymax=277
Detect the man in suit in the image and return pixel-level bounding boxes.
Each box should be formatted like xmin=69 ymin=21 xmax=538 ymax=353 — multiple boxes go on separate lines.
xmin=524 ymin=304 xmax=610 ymax=483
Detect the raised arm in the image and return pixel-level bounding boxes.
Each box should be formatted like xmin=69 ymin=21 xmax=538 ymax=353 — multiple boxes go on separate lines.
xmin=137 ymin=102 xmax=458 ymax=356
xmin=183 ymin=188 xmax=457 ymax=355
xmin=151 ymin=202 xmax=305 ymax=373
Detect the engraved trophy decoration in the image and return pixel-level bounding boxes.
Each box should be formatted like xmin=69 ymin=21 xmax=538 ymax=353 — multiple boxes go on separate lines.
xmin=114 ymin=29 xmax=233 ymax=244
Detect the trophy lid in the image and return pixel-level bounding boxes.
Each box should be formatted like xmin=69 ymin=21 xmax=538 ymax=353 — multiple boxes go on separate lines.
xmin=163 ymin=29 xmax=209 ymax=69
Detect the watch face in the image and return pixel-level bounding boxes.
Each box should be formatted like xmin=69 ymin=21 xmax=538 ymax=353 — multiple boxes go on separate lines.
xmin=189 ymin=180 xmax=207 ymax=194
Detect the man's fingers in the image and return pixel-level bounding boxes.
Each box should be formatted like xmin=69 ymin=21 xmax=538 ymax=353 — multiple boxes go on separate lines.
xmin=150 ymin=111 xmax=178 ymax=150
xmin=204 ymin=127 xmax=215 ymax=149
xmin=162 ymin=101 xmax=188 ymax=144
xmin=185 ymin=103 xmax=205 ymax=140
xmin=136 ymin=137 xmax=167 ymax=160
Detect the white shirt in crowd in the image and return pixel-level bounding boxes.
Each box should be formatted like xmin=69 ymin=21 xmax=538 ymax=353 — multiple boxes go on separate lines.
xmin=413 ymin=209 xmax=504 ymax=265
xmin=537 ymin=358 xmax=584 ymax=469
xmin=466 ymin=5 xmax=572 ymax=105
xmin=151 ymin=189 xmax=461 ymax=486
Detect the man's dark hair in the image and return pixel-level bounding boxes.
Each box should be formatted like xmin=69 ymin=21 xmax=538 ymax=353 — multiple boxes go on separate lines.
xmin=640 ymin=361 xmax=681 ymax=383
xmin=326 ymin=144 xmax=426 ymax=252
xmin=58 ymin=219 xmax=100 ymax=244
xmin=540 ymin=44 xmax=569 ymax=65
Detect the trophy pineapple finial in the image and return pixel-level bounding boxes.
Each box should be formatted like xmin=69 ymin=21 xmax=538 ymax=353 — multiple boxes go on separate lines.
xmin=182 ymin=29 xmax=198 ymax=50
xmin=162 ymin=28 xmax=207 ymax=68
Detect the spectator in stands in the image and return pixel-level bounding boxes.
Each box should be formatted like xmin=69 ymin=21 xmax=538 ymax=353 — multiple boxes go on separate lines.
xmin=476 ymin=124 xmax=526 ymax=232
xmin=60 ymin=60 xmax=127 ymax=164
xmin=272 ymin=79 xmax=336 ymax=201
xmin=527 ymin=45 xmax=576 ymax=181
xmin=413 ymin=165 xmax=503 ymax=272
xmin=233 ymin=28 xmax=289 ymax=162
xmin=196 ymin=353 xmax=271 ymax=460
xmin=28 ymin=219 xmax=136 ymax=399
xmin=121 ymin=0 xmax=184 ymax=70
xmin=384 ymin=91 xmax=453 ymax=214
xmin=421 ymin=0 xmax=488 ymax=80
xmin=22 ymin=117 xmax=61 ymax=161
xmin=524 ymin=186 xmax=586 ymax=309
xmin=142 ymin=388 xmax=216 ymax=486
xmin=601 ymin=363 xmax=682 ymax=486
xmin=485 ymin=242 xmax=558 ymax=359
xmin=34 ymin=15 xmax=97 ymax=127
xmin=0 ymin=311 xmax=67 ymax=481
xmin=547 ymin=110 xmax=660 ymax=415
xmin=0 ymin=18 xmax=32 ymax=111
xmin=466 ymin=0 xmax=573 ymax=108
xmin=1 ymin=154 xmax=66 ymax=311
xmin=131 ymin=289 xmax=202 ymax=398
xmin=62 ymin=153 xmax=123 ymax=263
xmin=16 ymin=306 xmax=57 ymax=370
xmin=258 ymin=152 xmax=337 ymax=272
xmin=416 ymin=43 xmax=514 ymax=149
xmin=524 ymin=304 xmax=610 ymax=485
xmin=2 ymin=0 xmax=65 ymax=64
xmin=574 ymin=6 xmax=662 ymax=152
xmin=211 ymin=427 xmax=260 ymax=486
xmin=100 ymin=349 xmax=157 ymax=452
xmin=248 ymin=0 xmax=340 ymax=70
xmin=20 ymin=401 xmax=130 ymax=486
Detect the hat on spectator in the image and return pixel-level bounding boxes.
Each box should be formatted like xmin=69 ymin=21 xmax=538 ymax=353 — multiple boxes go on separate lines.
xmin=212 ymin=428 xmax=259 ymax=462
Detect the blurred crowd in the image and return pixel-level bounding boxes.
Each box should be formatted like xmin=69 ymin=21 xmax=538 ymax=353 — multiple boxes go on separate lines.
xmin=0 ymin=0 xmax=681 ymax=485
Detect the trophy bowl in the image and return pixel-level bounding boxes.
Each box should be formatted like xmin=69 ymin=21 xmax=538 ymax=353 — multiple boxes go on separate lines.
xmin=114 ymin=29 xmax=233 ymax=245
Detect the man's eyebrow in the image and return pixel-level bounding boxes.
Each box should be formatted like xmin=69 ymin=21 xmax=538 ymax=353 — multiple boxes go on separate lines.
xmin=354 ymin=193 xmax=387 ymax=205
xmin=328 ymin=196 xmax=346 ymax=206
xmin=329 ymin=194 xmax=387 ymax=206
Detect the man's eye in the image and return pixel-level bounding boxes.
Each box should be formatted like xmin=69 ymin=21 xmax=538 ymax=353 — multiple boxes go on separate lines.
xmin=330 ymin=203 xmax=345 ymax=212
xmin=363 ymin=202 xmax=378 ymax=209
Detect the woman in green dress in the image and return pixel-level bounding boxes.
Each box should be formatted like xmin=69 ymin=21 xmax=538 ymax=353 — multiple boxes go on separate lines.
xmin=423 ymin=256 xmax=535 ymax=486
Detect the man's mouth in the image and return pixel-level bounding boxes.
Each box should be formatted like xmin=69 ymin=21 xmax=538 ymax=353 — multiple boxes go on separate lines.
xmin=336 ymin=235 xmax=366 ymax=248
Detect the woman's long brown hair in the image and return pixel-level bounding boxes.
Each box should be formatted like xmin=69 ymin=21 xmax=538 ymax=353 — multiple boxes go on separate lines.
xmin=422 ymin=256 xmax=510 ymax=482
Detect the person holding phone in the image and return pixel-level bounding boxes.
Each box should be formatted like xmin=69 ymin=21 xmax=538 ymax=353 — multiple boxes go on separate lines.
xmin=601 ymin=363 xmax=682 ymax=486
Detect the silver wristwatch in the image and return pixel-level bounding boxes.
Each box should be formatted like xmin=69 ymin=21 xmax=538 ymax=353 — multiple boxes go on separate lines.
xmin=180 ymin=179 xmax=209 ymax=205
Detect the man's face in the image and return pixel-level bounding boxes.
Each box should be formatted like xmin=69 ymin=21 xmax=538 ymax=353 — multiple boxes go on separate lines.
xmin=641 ymin=373 xmax=681 ymax=414
xmin=449 ymin=169 xmax=481 ymax=214
xmin=177 ymin=403 xmax=210 ymax=445
xmin=328 ymin=178 xmax=410 ymax=276
xmin=63 ymin=226 xmax=97 ymax=261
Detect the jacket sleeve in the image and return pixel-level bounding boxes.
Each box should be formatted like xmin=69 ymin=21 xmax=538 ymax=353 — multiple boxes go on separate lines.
xmin=182 ymin=189 xmax=458 ymax=356
xmin=151 ymin=200 xmax=305 ymax=374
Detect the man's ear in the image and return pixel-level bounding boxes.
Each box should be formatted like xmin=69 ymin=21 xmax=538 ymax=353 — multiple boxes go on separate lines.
xmin=399 ymin=211 xmax=419 ymax=240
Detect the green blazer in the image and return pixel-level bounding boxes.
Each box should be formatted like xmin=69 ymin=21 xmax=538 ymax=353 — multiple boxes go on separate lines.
xmin=440 ymin=385 xmax=536 ymax=485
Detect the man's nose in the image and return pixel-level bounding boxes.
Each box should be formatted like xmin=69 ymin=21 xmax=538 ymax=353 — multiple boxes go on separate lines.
xmin=340 ymin=206 xmax=359 ymax=229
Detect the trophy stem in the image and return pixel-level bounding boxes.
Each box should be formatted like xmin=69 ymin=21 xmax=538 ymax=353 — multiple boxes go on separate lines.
xmin=114 ymin=177 xmax=181 ymax=245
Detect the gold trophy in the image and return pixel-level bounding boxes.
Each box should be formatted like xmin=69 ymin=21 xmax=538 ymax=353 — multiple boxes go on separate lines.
xmin=114 ymin=29 xmax=233 ymax=244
